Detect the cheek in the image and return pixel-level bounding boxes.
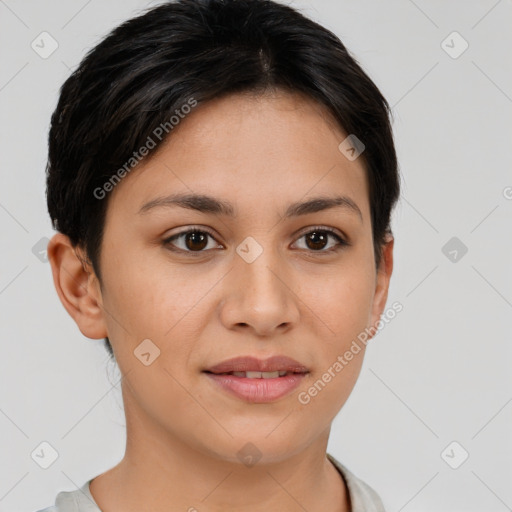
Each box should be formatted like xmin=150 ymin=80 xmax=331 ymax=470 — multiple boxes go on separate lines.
xmin=296 ymin=259 xmax=376 ymax=341
xmin=100 ymin=255 xmax=210 ymax=421
xmin=294 ymin=270 xmax=373 ymax=419
xmin=299 ymin=355 xmax=364 ymax=420
xmin=100 ymin=248 xmax=217 ymax=339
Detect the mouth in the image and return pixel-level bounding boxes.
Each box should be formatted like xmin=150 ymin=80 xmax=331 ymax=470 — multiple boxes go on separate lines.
xmin=204 ymin=370 xmax=303 ymax=378
xmin=204 ymin=355 xmax=310 ymax=374
xmin=203 ymin=355 xmax=309 ymax=403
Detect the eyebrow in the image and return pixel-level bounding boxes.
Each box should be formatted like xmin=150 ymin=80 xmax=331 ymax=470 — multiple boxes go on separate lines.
xmin=138 ymin=193 xmax=363 ymax=221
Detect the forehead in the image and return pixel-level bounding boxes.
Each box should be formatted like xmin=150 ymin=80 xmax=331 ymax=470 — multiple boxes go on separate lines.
xmin=107 ymin=90 xmax=370 ymax=221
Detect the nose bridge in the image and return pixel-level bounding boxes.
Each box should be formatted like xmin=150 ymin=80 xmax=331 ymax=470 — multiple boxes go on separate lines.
xmin=244 ymin=254 xmax=282 ymax=298
xmin=220 ymin=236 xmax=299 ymax=334
xmin=237 ymin=238 xmax=287 ymax=305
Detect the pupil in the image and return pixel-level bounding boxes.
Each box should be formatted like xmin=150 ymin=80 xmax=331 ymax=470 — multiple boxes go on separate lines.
xmin=307 ymin=231 xmax=327 ymax=250
xmin=186 ymin=231 xmax=208 ymax=251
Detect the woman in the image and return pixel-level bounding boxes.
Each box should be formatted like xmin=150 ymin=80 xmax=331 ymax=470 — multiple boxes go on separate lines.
xmin=39 ymin=0 xmax=400 ymax=510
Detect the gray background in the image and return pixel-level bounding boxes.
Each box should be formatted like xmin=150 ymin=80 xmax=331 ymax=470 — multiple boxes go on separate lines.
xmin=1 ymin=0 xmax=511 ymax=510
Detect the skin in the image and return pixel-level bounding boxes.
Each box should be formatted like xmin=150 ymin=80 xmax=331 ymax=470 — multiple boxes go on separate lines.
xmin=48 ymin=89 xmax=393 ymax=512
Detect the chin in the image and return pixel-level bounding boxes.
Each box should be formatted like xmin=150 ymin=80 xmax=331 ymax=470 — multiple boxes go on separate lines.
xmin=197 ymin=424 xmax=317 ymax=466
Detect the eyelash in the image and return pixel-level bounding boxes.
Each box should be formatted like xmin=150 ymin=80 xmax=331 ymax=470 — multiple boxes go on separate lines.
xmin=162 ymin=225 xmax=349 ymax=256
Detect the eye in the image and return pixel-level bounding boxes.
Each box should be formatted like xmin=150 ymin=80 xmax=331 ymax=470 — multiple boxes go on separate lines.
xmin=163 ymin=227 xmax=222 ymax=253
xmin=292 ymin=227 xmax=348 ymax=253
xmin=162 ymin=226 xmax=348 ymax=255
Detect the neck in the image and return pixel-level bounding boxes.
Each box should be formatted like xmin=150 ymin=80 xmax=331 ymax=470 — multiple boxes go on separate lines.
xmin=89 ymin=386 xmax=349 ymax=512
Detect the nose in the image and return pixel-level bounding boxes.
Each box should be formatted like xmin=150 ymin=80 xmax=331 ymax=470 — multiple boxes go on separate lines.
xmin=218 ymin=247 xmax=300 ymax=337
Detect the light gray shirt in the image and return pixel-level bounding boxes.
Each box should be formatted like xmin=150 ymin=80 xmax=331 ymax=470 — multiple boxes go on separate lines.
xmin=35 ymin=453 xmax=386 ymax=512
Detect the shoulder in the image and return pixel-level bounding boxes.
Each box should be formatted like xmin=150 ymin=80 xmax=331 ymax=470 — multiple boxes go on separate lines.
xmin=34 ymin=479 xmax=100 ymax=512
xmin=327 ymin=453 xmax=387 ymax=512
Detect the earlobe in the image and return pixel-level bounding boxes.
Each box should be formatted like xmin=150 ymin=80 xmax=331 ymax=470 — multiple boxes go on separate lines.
xmin=368 ymin=235 xmax=394 ymax=338
xmin=47 ymin=233 xmax=108 ymax=340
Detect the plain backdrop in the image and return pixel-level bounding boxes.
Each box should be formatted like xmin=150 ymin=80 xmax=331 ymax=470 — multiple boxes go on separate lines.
xmin=1 ymin=1 xmax=511 ymax=511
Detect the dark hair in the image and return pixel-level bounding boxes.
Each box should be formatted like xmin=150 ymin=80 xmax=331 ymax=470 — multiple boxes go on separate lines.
xmin=46 ymin=0 xmax=400 ymax=359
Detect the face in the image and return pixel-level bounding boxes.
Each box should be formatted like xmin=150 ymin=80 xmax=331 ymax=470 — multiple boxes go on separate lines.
xmin=53 ymin=90 xmax=393 ymax=465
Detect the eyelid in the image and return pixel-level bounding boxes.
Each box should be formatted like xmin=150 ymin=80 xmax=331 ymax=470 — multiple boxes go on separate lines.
xmin=292 ymin=225 xmax=349 ymax=244
xmin=169 ymin=225 xmax=219 ymax=240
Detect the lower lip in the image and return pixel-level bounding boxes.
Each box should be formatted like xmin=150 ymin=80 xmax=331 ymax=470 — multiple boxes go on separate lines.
xmin=204 ymin=372 xmax=307 ymax=403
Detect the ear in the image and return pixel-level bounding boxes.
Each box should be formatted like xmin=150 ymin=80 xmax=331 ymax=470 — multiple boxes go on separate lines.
xmin=47 ymin=233 xmax=108 ymax=339
xmin=368 ymin=234 xmax=394 ymax=338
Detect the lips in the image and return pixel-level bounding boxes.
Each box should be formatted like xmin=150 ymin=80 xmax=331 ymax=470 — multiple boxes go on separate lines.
xmin=204 ymin=355 xmax=310 ymax=375
xmin=203 ymin=355 xmax=309 ymax=403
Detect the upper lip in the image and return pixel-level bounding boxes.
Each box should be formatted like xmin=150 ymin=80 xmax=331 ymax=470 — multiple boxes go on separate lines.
xmin=204 ymin=355 xmax=309 ymax=374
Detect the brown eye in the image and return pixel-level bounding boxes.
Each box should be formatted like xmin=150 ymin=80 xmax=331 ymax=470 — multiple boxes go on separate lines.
xmin=163 ymin=229 xmax=221 ymax=253
xmin=305 ymin=231 xmax=329 ymax=250
xmin=293 ymin=228 xmax=347 ymax=253
xmin=184 ymin=231 xmax=208 ymax=251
